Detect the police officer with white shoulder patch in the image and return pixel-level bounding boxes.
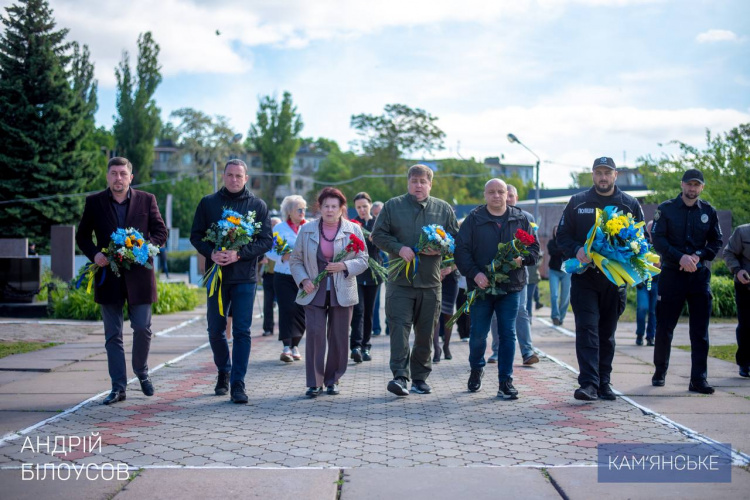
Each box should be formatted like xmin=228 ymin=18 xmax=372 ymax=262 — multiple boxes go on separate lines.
xmin=651 ymin=169 xmax=722 ymax=394
xmin=556 ymin=157 xmax=644 ymax=401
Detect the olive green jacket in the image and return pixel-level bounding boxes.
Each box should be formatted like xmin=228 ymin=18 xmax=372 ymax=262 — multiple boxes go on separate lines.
xmin=371 ymin=193 xmax=459 ymax=288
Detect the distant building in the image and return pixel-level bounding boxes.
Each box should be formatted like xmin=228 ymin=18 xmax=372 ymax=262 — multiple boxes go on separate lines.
xmin=483 ymin=157 xmax=535 ymax=183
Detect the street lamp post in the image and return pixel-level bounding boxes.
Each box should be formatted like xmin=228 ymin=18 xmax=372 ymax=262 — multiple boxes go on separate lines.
xmin=507 ymin=133 xmax=541 ymax=223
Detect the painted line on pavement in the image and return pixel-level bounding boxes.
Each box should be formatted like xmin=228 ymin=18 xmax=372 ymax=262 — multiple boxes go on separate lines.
xmin=535 ymin=317 xmax=750 ymax=466
xmin=0 ymin=316 xmax=208 ymax=447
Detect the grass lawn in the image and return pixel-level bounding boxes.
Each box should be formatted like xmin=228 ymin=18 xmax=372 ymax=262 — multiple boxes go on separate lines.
xmin=0 ymin=341 xmax=58 ymax=360
xmin=676 ymin=343 xmax=737 ymax=363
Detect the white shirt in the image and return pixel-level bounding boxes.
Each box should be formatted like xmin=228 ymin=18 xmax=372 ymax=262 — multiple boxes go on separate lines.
xmin=267 ymin=220 xmax=303 ymax=275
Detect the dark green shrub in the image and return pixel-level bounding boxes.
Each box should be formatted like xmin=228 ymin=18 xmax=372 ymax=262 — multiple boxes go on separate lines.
xmin=166 ymin=250 xmax=196 ymax=273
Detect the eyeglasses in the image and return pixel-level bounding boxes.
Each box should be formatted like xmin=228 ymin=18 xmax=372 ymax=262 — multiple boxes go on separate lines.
xmin=296 ymin=208 xmax=306 ymax=213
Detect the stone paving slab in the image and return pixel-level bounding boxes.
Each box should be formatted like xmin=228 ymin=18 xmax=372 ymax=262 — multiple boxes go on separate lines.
xmin=0 ymin=468 xmax=128 ymax=500
xmin=342 ymin=466 xmax=560 ymax=499
xmin=0 ymin=319 xmax=699 ymax=470
xmin=547 ymin=465 xmax=750 ymax=500
xmin=116 ymin=468 xmax=339 ymax=499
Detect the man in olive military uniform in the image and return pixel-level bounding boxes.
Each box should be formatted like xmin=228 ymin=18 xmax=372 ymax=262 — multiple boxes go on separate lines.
xmin=651 ymin=169 xmax=723 ymax=394
xmin=372 ymin=164 xmax=459 ymax=396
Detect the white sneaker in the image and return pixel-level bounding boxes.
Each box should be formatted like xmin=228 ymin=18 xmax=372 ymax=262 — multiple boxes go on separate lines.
xmin=280 ymin=347 xmax=293 ymax=363
xmin=292 ymin=346 xmax=302 ymax=361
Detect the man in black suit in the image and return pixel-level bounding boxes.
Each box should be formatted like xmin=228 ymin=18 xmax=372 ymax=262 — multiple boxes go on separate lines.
xmin=76 ymin=157 xmax=168 ymax=405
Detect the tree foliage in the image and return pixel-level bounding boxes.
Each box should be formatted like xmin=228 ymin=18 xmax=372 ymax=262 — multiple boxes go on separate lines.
xmin=0 ymin=0 xmax=101 ymax=250
xmin=350 ymin=104 xmax=445 ymax=194
xmin=167 ymin=108 xmax=244 ymax=171
xmin=638 ymin=123 xmax=750 ymax=228
xmin=144 ymin=174 xmax=213 ymax=235
xmin=113 ymin=31 xmax=162 ymax=183
xmin=246 ymin=91 xmax=303 ymax=204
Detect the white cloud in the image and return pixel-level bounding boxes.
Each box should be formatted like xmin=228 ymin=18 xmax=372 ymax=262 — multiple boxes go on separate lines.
xmin=696 ymin=29 xmax=740 ymax=43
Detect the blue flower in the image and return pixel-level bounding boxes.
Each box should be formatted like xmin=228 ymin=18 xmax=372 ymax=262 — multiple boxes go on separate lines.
xmin=217 ymin=219 xmax=234 ymax=230
xmin=222 ymin=208 xmax=242 ymax=220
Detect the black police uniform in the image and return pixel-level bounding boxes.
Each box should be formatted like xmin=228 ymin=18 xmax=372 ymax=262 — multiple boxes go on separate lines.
xmin=651 ymin=194 xmax=722 ymax=383
xmin=557 ymin=186 xmax=644 ymax=392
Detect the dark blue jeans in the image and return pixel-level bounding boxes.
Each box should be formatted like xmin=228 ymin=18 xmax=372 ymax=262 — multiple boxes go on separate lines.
xmin=469 ymin=291 xmax=520 ymax=382
xmin=207 ymin=282 xmax=256 ymax=384
xmin=636 ymin=280 xmax=658 ymax=340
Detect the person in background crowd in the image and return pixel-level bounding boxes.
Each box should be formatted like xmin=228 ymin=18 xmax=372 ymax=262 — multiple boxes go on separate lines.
xmin=350 ymin=192 xmax=382 ymax=362
xmin=635 ymin=220 xmax=659 ymax=346
xmin=290 ymin=188 xmax=368 ymax=397
xmin=259 ymin=216 xmax=282 ymax=337
xmin=268 ymin=196 xmax=308 ymax=362
xmin=547 ymin=225 xmax=571 ymax=327
xmin=433 ymin=260 xmax=459 ymax=362
xmin=371 ymin=201 xmax=386 ymax=336
xmin=723 ymin=223 xmax=750 ymax=378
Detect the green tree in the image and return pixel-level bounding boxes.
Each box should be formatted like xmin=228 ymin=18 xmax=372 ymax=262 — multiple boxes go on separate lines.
xmin=350 ymin=104 xmax=445 ymax=193
xmin=247 ymin=91 xmax=303 ymax=204
xmin=639 ymin=123 xmax=750 ymax=228
xmin=169 ymin=107 xmax=244 ymax=171
xmin=113 ymin=31 xmax=162 ymax=183
xmin=144 ymin=174 xmax=213 ymax=235
xmin=0 ymin=0 xmax=101 ymax=250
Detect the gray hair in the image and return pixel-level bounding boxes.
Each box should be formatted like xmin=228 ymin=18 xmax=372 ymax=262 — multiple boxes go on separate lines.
xmin=507 ymin=184 xmax=518 ymax=195
xmin=280 ymin=195 xmax=307 ymax=221
xmin=372 ymin=201 xmax=384 ymax=210
xmin=224 ymin=159 xmax=248 ymax=174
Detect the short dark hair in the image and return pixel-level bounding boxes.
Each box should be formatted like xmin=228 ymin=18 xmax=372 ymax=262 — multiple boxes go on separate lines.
xmin=407 ymin=164 xmax=433 ymax=182
xmin=353 ymin=192 xmax=372 ymax=204
xmin=224 ymin=159 xmax=248 ymax=174
xmin=108 ymin=157 xmax=132 ymax=173
xmin=317 ymin=187 xmax=347 ymax=210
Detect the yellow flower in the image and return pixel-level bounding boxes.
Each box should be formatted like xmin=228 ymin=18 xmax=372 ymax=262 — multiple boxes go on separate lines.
xmin=137 ymin=239 xmax=144 ymax=246
xmin=436 ymin=228 xmax=446 ymax=239
xmin=226 ymin=216 xmax=241 ymax=225
xmin=125 ymin=236 xmax=133 ymax=248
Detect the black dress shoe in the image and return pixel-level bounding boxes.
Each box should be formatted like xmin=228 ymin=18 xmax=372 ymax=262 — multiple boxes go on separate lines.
xmin=411 ymin=380 xmax=432 ymax=394
xmin=468 ymin=368 xmax=484 ymax=392
xmin=387 ymin=377 xmax=409 ymax=396
xmin=327 ymin=384 xmax=340 ymax=395
xmin=215 ymin=371 xmax=230 ymax=396
xmin=230 ymin=381 xmax=249 ymax=404
xmin=573 ymin=385 xmax=598 ymax=401
xmin=740 ymin=366 xmax=750 ymax=378
xmin=635 ymin=335 xmax=644 ymax=346
xmin=306 ymin=386 xmax=323 ymax=398
xmin=646 ymin=337 xmax=655 ymax=346
xmin=652 ymin=373 xmax=666 ymax=387
xmin=139 ymin=377 xmax=154 ymax=397
xmin=362 ymin=350 xmax=372 ymax=361
xmin=351 ymin=348 xmax=363 ymax=363
xmin=443 ymin=345 xmax=452 ymax=360
xmin=688 ymin=380 xmax=715 ymax=395
xmin=102 ymin=391 xmax=126 ymax=405
xmin=262 ymin=331 xmax=274 ymax=337
xmin=598 ymin=384 xmax=616 ymax=401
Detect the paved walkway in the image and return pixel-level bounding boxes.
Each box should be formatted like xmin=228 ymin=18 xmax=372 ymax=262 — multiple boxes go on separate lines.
xmin=0 ymin=294 xmax=749 ymax=499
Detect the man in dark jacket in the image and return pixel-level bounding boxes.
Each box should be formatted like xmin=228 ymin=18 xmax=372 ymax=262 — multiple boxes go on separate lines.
xmin=547 ymin=225 xmax=571 ymax=327
xmin=190 ymin=159 xmax=272 ymax=404
xmin=651 ymin=169 xmax=722 ymax=394
xmin=76 ymin=157 xmax=168 ymax=405
xmin=455 ymin=179 xmax=539 ymax=399
xmin=556 ymin=157 xmax=644 ymax=401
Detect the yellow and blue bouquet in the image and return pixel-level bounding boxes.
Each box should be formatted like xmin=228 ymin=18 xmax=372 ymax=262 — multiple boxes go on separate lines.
xmin=76 ymin=228 xmax=160 ymax=293
xmin=388 ymin=224 xmax=455 ymax=281
xmin=271 ymin=231 xmax=292 ymax=257
xmin=563 ymin=206 xmax=661 ymax=288
xmin=200 ymin=208 xmax=263 ymax=315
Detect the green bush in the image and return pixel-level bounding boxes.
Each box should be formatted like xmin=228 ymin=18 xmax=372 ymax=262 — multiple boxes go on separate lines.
xmin=49 ymin=280 xmax=201 ymax=320
xmin=36 ymin=269 xmax=67 ymax=302
xmin=710 ymin=276 xmax=737 ymax=317
xmin=711 ymin=258 xmax=732 ymax=278
xmin=166 ymin=250 xmax=196 ymax=273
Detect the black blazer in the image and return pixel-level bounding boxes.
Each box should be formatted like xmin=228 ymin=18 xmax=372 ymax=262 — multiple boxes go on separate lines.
xmin=76 ymin=188 xmax=168 ymax=305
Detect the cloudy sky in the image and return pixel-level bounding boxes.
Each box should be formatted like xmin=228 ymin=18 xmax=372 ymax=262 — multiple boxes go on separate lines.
xmin=3 ymin=0 xmax=748 ymax=187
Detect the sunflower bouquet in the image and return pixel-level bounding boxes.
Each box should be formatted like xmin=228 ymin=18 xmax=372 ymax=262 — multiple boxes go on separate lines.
xmin=387 ymin=224 xmax=455 ymax=281
xmin=446 ymin=228 xmax=535 ymax=329
xmin=77 ymin=227 xmax=160 ymax=293
xmin=563 ymin=206 xmax=661 ymax=288
xmin=200 ymin=208 xmax=264 ymax=315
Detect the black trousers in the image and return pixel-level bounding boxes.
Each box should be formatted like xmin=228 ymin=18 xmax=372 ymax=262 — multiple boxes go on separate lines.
xmin=350 ymin=283 xmax=379 ymax=350
xmin=736 ymin=280 xmax=750 ymax=368
xmin=455 ymin=288 xmax=471 ymax=339
xmin=273 ymin=273 xmax=306 ymax=342
xmin=570 ymin=270 xmax=626 ymax=389
xmin=262 ymin=272 xmax=276 ymax=333
xmin=654 ymin=267 xmax=712 ymax=382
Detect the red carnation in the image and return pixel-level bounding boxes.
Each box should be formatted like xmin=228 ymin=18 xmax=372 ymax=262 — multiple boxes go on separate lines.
xmin=346 ymin=234 xmax=366 ymax=253
xmin=350 ymin=219 xmax=363 ymax=226
xmin=515 ymin=228 xmax=535 ymax=246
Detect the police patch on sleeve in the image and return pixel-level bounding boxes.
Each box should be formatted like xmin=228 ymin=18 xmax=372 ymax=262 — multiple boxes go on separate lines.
xmin=701 ymin=214 xmax=709 ymax=223
xmin=653 ymin=210 xmax=660 ymax=221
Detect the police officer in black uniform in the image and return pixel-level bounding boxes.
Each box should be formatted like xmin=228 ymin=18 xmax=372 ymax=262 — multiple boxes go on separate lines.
xmin=557 ymin=157 xmax=644 ymax=401
xmin=651 ymin=169 xmax=722 ymax=394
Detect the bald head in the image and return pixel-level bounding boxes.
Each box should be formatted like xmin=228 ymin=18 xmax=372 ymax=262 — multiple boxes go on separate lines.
xmin=484 ymin=178 xmax=508 ymax=215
